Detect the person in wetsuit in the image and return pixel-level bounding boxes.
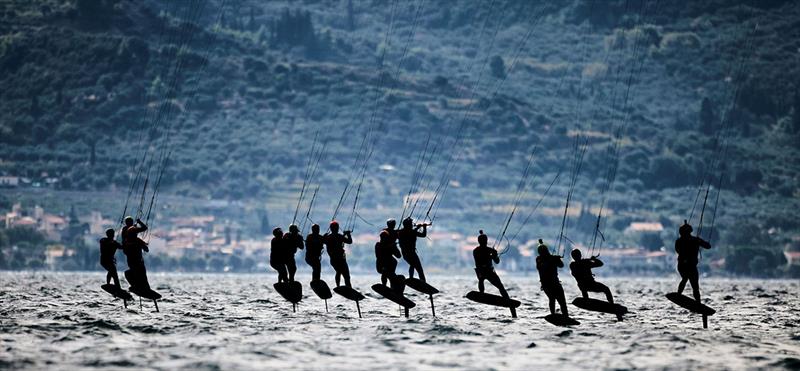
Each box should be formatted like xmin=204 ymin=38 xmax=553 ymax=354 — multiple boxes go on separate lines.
xmin=675 ymin=220 xmax=712 ymax=301
xmin=99 ymin=228 xmax=122 ymax=287
xmin=570 ymin=248 xmax=615 ymax=304
xmin=536 ymin=239 xmax=568 ymax=317
xmin=473 ymin=230 xmax=509 ymax=298
xmin=324 ymin=220 xmax=353 ymax=288
xmin=398 ymin=217 xmax=428 ymax=282
xmin=305 ymin=224 xmax=325 ymax=282
xmin=121 ymin=216 xmax=150 ymax=291
xmin=270 ymin=227 xmax=289 ymax=283
xmin=283 ymin=224 xmax=304 ymax=282
xmin=375 ymin=230 xmax=401 ymax=286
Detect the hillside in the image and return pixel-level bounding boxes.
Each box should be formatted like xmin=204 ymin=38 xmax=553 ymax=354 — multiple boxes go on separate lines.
xmin=1 ymin=0 xmax=799 ymax=275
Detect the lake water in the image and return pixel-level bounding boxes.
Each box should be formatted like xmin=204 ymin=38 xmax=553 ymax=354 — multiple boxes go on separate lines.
xmin=1 ymin=272 xmax=799 ymax=370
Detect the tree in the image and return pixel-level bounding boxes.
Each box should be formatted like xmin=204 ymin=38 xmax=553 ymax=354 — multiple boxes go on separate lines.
xmin=490 ymin=55 xmax=506 ymax=79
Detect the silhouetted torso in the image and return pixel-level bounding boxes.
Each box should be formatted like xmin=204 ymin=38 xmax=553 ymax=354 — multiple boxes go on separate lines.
xmin=675 ymin=236 xmax=711 ymax=267
xmin=324 ymin=232 xmax=352 ymax=260
xmin=569 ymin=258 xmax=602 ymax=284
xmin=284 ymin=232 xmax=304 ymax=256
xmin=270 ymin=236 xmax=285 ymax=262
xmin=305 ymin=233 xmax=324 ymax=260
xmin=99 ymin=237 xmax=121 ymax=265
xmin=398 ymin=227 xmax=425 ymax=256
xmin=375 ymin=240 xmax=400 ymax=266
xmin=473 ymin=245 xmax=499 ymax=271
xmin=536 ymin=255 xmax=563 ymax=286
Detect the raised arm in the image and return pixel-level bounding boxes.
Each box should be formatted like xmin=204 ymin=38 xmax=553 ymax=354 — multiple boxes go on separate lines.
xmin=135 ymin=218 xmax=148 ymax=233
xmin=491 ymin=248 xmax=500 ymax=264
xmin=416 ymin=225 xmax=427 ymax=238
xmin=591 ymin=257 xmax=604 ymax=268
xmin=697 ymin=237 xmax=711 ymax=249
xmin=343 ymin=232 xmax=353 ymax=244
xmin=555 ymin=256 xmax=564 ymax=268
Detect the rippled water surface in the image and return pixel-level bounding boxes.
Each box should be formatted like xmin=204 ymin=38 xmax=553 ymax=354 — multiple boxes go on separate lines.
xmin=1 ymin=272 xmax=799 ymax=370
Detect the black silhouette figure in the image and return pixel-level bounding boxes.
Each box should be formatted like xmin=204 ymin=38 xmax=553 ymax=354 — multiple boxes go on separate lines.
xmin=283 ymin=224 xmax=304 ymax=282
xmin=473 ymin=230 xmax=509 ymax=298
xmin=99 ymin=228 xmax=122 ymax=287
xmin=675 ymin=220 xmax=712 ymax=301
xmin=398 ymin=217 xmax=428 ymax=282
xmin=270 ymin=227 xmax=289 ymax=283
xmin=324 ymin=220 xmax=353 ymax=288
xmin=375 ymin=229 xmax=401 ymax=285
xmin=121 ymin=216 xmax=151 ymax=290
xmin=305 ymin=224 xmax=325 ymax=281
xmin=570 ymin=249 xmax=614 ymax=304
xmin=536 ymin=240 xmax=568 ymax=317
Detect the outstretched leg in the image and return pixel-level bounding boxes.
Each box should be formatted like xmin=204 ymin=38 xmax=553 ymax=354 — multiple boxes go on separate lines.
xmin=677 ymin=277 xmax=688 ymax=295
xmin=415 ymin=264 xmax=426 ymax=282
xmin=689 ymin=276 xmax=701 ymax=302
xmin=556 ymin=288 xmax=569 ymax=317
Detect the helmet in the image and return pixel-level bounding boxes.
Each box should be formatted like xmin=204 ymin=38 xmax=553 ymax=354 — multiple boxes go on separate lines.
xmin=679 ymin=220 xmax=693 ymax=236
xmin=386 ymin=218 xmax=396 ymax=229
xmin=272 ymin=227 xmax=283 ymax=238
xmin=124 ymin=216 xmax=134 ymax=225
xmin=379 ymin=230 xmax=390 ymax=242
xmin=330 ymin=220 xmax=340 ymax=231
xmin=289 ymin=224 xmax=299 ymax=233
xmin=311 ymin=224 xmax=320 ymax=233
xmin=477 ymin=230 xmax=488 ymax=245
xmin=571 ymin=248 xmax=582 ymax=260
xmin=402 ymin=217 xmax=413 ymax=228
xmin=105 ymin=228 xmax=115 ymax=238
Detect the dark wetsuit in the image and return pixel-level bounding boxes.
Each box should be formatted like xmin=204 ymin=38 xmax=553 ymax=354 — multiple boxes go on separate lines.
xmin=536 ymin=254 xmax=568 ymax=316
xmin=473 ymin=245 xmax=508 ymax=298
xmin=324 ymin=232 xmax=353 ymax=287
xmin=398 ymin=226 xmax=426 ymax=281
xmin=283 ymin=232 xmax=304 ymax=282
xmin=99 ymin=237 xmax=121 ymax=287
xmin=675 ymin=235 xmax=711 ymax=301
xmin=375 ymin=240 xmax=401 ymax=285
xmin=270 ymin=236 xmax=288 ymax=283
xmin=305 ymin=233 xmax=324 ymax=281
xmin=570 ymin=257 xmax=613 ymax=303
xmin=122 ymin=223 xmax=150 ymax=290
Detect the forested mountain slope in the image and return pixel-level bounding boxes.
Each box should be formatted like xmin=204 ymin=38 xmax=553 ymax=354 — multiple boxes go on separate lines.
xmin=1 ymin=0 xmax=798 ymax=265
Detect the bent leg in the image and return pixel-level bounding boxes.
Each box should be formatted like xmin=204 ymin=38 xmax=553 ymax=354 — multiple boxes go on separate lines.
xmin=487 ymin=273 xmax=509 ymax=298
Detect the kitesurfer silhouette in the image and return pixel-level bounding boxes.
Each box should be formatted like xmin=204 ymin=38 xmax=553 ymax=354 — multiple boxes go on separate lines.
xmin=305 ymin=224 xmax=324 ymax=281
xmin=569 ymin=249 xmax=614 ymax=304
xmin=536 ymin=239 xmax=568 ymax=317
xmin=398 ymin=217 xmax=428 ymax=282
xmin=270 ymin=227 xmax=289 ymax=283
xmin=121 ymin=216 xmax=150 ymax=290
xmin=99 ymin=228 xmax=122 ymax=288
xmin=473 ymin=230 xmax=509 ymax=298
xmin=284 ymin=224 xmax=304 ymax=282
xmin=324 ymin=220 xmax=353 ymax=288
xmin=675 ymin=220 xmax=712 ymax=301
xmin=375 ymin=229 xmax=401 ymax=285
